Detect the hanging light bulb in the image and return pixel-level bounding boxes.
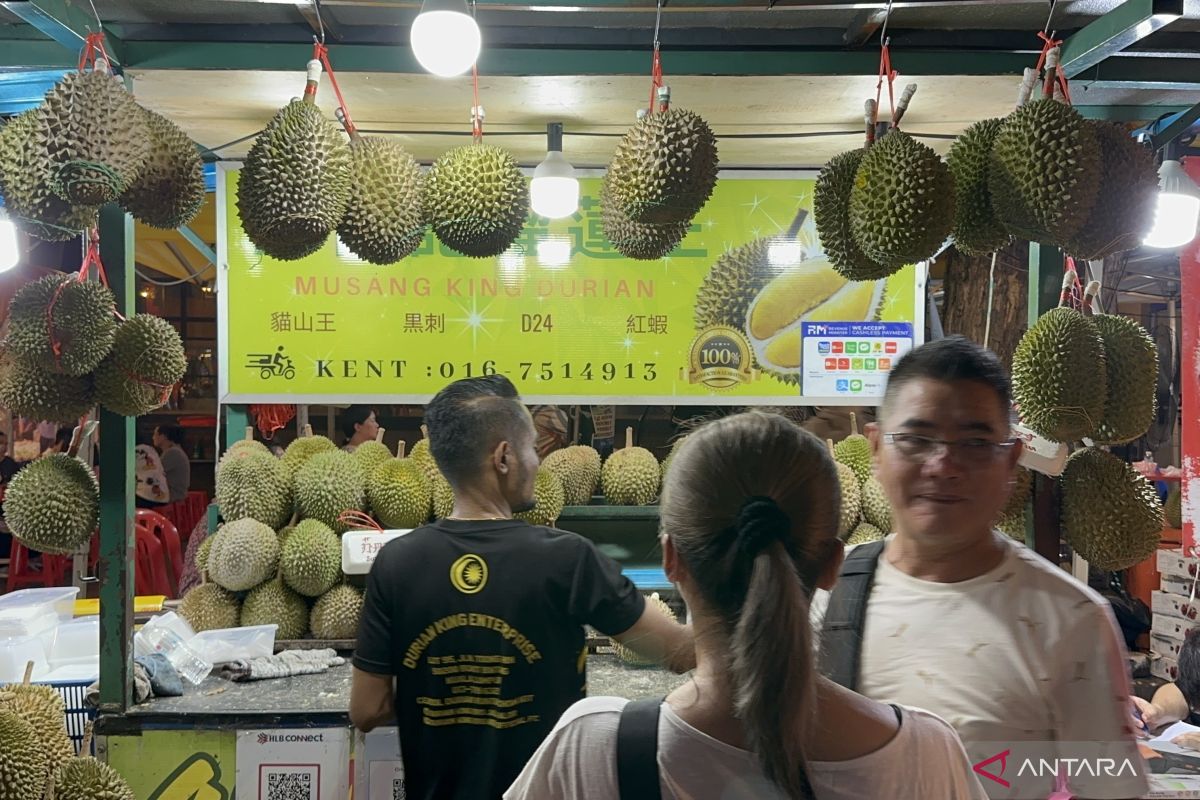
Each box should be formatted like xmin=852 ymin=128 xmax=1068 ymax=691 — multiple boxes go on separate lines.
xmin=410 ymin=0 xmax=481 ymax=78
xmin=1144 ymin=159 xmax=1200 ymax=249
xmin=530 ymin=122 xmax=579 ymax=220
xmin=0 ymin=208 xmax=18 ymax=274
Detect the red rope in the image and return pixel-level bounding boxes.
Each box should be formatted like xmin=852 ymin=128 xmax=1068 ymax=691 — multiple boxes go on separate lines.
xmin=249 ymin=404 xmax=296 ymax=439
xmin=46 ymin=230 xmax=111 ymax=370
xmin=338 ymin=510 xmax=384 ymax=533
xmin=648 ymin=43 xmax=665 ymax=114
xmin=1061 ymin=257 xmax=1084 ymax=310
xmin=312 ymin=42 xmax=357 ymax=136
xmin=471 ymin=63 xmax=483 ymax=141
xmin=77 ymin=32 xmax=112 ymax=73
xmin=873 ymin=42 xmax=897 ymax=127
xmin=1035 ymin=31 xmax=1072 ymax=104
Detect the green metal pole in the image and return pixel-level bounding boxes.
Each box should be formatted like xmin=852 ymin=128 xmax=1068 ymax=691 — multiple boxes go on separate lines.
xmin=224 ymin=404 xmax=250 ymax=451
xmin=1026 ymin=242 xmax=1064 ymax=562
xmin=97 ymin=204 xmax=135 ymax=714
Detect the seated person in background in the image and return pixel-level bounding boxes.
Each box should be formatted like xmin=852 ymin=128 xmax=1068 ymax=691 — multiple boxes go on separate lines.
xmin=341 ymin=406 xmax=379 ymax=453
xmin=42 ymin=427 xmax=73 ymax=455
xmin=154 ymin=424 xmax=190 ymax=503
xmin=1134 ymin=629 xmax=1200 ymax=745
xmin=505 ymin=411 xmax=986 ymax=800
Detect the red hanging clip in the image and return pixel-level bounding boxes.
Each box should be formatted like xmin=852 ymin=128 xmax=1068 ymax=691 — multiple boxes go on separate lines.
xmin=648 ymin=43 xmax=666 ymax=114
xmin=873 ymin=40 xmax=898 ymax=128
xmin=312 ymin=41 xmax=357 ymax=136
xmin=77 ymin=32 xmax=112 ymax=73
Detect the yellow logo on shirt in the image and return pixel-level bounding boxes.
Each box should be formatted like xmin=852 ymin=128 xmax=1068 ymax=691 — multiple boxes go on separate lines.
xmin=450 ymin=554 xmax=488 ymax=594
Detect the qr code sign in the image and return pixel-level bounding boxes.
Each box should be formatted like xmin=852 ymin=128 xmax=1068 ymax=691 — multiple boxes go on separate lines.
xmin=262 ymin=766 xmax=319 ymax=800
xmin=392 ymin=777 xmax=404 ymax=800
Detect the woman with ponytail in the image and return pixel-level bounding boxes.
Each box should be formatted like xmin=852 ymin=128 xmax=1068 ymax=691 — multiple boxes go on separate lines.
xmin=505 ymin=411 xmax=985 ymax=799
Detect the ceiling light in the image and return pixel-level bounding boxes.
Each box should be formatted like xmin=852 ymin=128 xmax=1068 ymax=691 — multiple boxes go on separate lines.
xmin=537 ymin=236 xmax=571 ymax=268
xmin=530 ymin=122 xmax=579 ymax=220
xmin=410 ymin=0 xmax=481 ymax=78
xmin=1143 ymin=159 xmax=1200 ymax=250
xmin=0 ymin=209 xmax=17 ymax=274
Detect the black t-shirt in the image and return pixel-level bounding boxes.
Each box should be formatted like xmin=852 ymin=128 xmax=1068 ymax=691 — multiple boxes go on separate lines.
xmin=353 ymin=518 xmax=646 ymax=800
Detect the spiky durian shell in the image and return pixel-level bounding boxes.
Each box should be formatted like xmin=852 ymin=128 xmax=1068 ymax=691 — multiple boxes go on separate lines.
xmin=366 ymin=458 xmax=432 ymax=529
xmin=834 ymin=461 xmax=862 ymax=540
xmin=0 ymin=682 xmax=73 ymax=786
xmin=694 ymin=238 xmax=772 ymax=331
xmin=94 ymin=314 xmax=186 ymax=416
xmin=215 ymin=448 xmax=292 ymax=529
xmin=280 ymin=519 xmax=341 ymax=597
xmin=601 ymin=446 xmax=660 ymax=506
xmin=543 ymin=446 xmax=597 ymax=506
xmin=0 ymin=710 xmax=46 ymax=800
xmin=281 ymin=435 xmax=337 ymax=482
xmin=947 ymin=118 xmax=1010 ymax=256
xmin=846 ymin=522 xmax=885 ymax=546
xmin=1011 ymin=307 xmax=1107 ymax=443
xmin=119 ymin=108 xmax=204 ymax=229
xmin=1091 ymin=314 xmax=1157 ymax=445
xmin=997 ymin=466 xmax=1033 ymax=540
xmin=424 ymin=143 xmax=528 ymax=258
xmin=39 ymin=70 xmax=150 ymax=207
xmin=294 ymin=450 xmax=367 ymax=533
xmin=601 ymin=177 xmax=691 ymax=260
xmin=178 ymin=583 xmax=240 ymax=632
xmin=236 ymin=100 xmax=352 ymax=260
xmin=207 ymin=518 xmax=281 ymax=592
xmin=814 ymin=149 xmax=891 ymax=279
xmin=514 ymin=467 xmax=566 ymax=527
xmin=988 ymin=99 xmax=1100 ymax=244
xmin=310 ymin=584 xmax=364 ymax=640
xmin=0 ymin=111 xmax=98 ymax=241
xmin=4 ymin=454 xmax=98 ymax=554
xmin=0 ymin=356 xmax=95 ymax=424
xmin=1060 ymin=447 xmax=1161 ymax=571
xmin=5 ymin=274 xmax=116 ymax=376
xmin=338 ymin=137 xmax=426 ymax=264
xmin=52 ymin=757 xmax=135 ymax=800
xmin=849 ymin=130 xmax=954 ymax=272
xmin=606 ymin=108 xmax=718 ymax=224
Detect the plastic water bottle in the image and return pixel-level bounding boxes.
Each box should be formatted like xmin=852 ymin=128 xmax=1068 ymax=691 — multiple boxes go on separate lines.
xmin=136 ymin=625 xmax=213 ymax=685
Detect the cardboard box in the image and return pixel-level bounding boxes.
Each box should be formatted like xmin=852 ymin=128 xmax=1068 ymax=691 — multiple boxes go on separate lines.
xmin=1152 ymin=633 xmax=1186 ymax=660
xmin=1157 ymin=549 xmax=1200 ymax=580
xmin=1152 ymin=654 xmax=1180 ymax=682
xmin=1162 ymin=573 xmax=1200 ymax=598
xmin=1153 ymin=590 xmax=1200 ymax=621
xmin=1153 ymin=614 xmax=1200 ymax=641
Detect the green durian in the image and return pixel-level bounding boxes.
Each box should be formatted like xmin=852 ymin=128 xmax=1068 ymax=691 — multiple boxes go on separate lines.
xmin=206 ymin=518 xmax=280 ymax=592
xmin=280 ymin=519 xmax=341 ymax=597
xmin=5 ymin=274 xmax=116 ymax=376
xmin=601 ymin=176 xmax=691 ymax=260
xmin=605 ymin=108 xmax=718 ymax=224
xmin=814 ymin=149 xmax=891 ymax=279
xmin=515 ymin=467 xmax=566 ymax=527
xmin=0 ymin=111 xmax=98 ymax=241
xmin=216 ymin=448 xmax=292 ymax=529
xmin=367 ymin=457 xmax=432 ymax=529
xmin=0 ymin=357 xmax=95 ymax=424
xmin=294 ymin=450 xmax=366 ymax=533
xmin=338 ymin=136 xmax=426 ymax=264
xmin=178 ymin=583 xmax=240 ymax=632
xmin=1061 ymin=448 xmax=1161 ymax=571
xmin=947 ymin=118 xmax=1010 ymax=256
xmin=119 ymin=108 xmax=204 ymax=229
xmin=1091 ymin=314 xmax=1157 ymax=445
xmin=4 ymin=454 xmax=98 ymax=554
xmin=94 ymin=314 xmax=187 ymax=416
xmin=310 ymin=584 xmax=364 ymax=640
xmin=1012 ymin=307 xmax=1107 ymax=442
xmin=241 ymin=575 xmax=309 ymax=640
xmin=424 ymin=143 xmax=528 ymax=258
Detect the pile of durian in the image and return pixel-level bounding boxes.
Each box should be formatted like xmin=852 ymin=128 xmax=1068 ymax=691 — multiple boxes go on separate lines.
xmin=1 ymin=667 xmax=134 ymax=800
xmin=0 ymin=68 xmax=205 ymax=241
xmin=600 ymin=90 xmax=719 ymax=261
xmin=1010 ymin=276 xmax=1162 ymax=570
xmin=825 ymin=414 xmax=892 ymax=546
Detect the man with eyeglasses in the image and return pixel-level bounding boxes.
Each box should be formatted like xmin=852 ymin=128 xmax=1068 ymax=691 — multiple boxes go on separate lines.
xmin=814 ymin=336 xmax=1146 ymax=799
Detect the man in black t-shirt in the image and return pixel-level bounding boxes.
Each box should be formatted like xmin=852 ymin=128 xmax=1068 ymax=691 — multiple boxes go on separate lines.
xmin=350 ymin=375 xmax=693 ymax=800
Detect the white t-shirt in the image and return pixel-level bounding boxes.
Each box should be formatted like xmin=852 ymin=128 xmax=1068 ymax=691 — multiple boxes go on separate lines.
xmin=811 ymin=534 xmax=1148 ymax=799
xmin=504 ymin=696 xmax=988 ymax=800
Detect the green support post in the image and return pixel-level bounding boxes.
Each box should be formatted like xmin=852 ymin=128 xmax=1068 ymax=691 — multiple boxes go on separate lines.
xmin=1026 ymin=242 xmax=1064 ymax=563
xmin=97 ymin=204 xmax=135 ymax=714
xmin=225 ymin=404 xmax=250 ymax=451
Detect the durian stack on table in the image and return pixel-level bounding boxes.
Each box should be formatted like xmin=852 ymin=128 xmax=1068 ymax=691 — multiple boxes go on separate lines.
xmin=827 ymin=414 xmax=892 ymax=547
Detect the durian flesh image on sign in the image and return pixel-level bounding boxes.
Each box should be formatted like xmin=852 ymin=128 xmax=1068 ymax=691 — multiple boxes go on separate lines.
xmin=221 ymin=172 xmax=919 ymax=403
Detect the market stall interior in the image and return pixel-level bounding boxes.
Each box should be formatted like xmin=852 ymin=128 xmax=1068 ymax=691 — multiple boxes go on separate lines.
xmin=0 ymin=0 xmax=1198 ymax=795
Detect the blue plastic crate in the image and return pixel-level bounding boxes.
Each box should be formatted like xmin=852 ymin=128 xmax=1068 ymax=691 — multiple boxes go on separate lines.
xmin=34 ymin=679 xmax=96 ymax=755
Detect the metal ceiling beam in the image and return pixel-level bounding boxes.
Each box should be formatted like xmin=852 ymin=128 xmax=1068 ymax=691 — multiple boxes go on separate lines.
xmin=0 ymin=0 xmax=124 ymax=64
xmin=1073 ymin=55 xmax=1200 ymax=90
xmin=842 ymin=8 xmax=886 ymax=47
xmin=1059 ymin=0 xmax=1183 ymax=78
xmin=296 ymin=2 xmax=343 ymax=41
xmin=1075 ymin=105 xmax=1191 ymax=122
xmin=205 ymin=0 xmax=1041 ymax=8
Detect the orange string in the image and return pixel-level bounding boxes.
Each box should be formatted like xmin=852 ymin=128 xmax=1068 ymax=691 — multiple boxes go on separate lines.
xmin=873 ymin=42 xmax=897 ymax=127
xmin=648 ymin=43 xmax=664 ymax=114
xmin=338 ymin=510 xmax=384 ymax=532
xmin=312 ymin=42 xmax=357 ymax=136
xmin=471 ymin=63 xmax=483 ymax=141
xmin=77 ymin=32 xmax=112 ymax=73
xmin=1035 ymin=31 xmax=1072 ymax=103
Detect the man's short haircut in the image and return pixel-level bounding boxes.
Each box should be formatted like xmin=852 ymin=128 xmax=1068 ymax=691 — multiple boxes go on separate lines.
xmin=424 ymin=375 xmax=532 ymax=486
xmin=882 ymin=335 xmax=1011 ymax=417
xmin=1179 ymin=629 xmax=1200 ymax=711
xmin=155 ymin=424 xmax=185 ymax=445
xmin=341 ymin=405 xmax=376 ymax=440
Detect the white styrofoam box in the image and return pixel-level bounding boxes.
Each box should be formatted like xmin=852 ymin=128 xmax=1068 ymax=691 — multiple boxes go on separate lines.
xmin=1152 ymin=654 xmax=1181 ymax=682
xmin=1152 ymin=634 xmax=1186 ymax=660
xmin=190 ymin=624 xmax=277 ymax=664
xmin=1162 ymin=574 xmax=1200 ymax=598
xmin=342 ymin=530 xmax=410 ymax=575
xmin=1153 ymin=613 xmax=1199 ymax=641
xmin=0 ymin=587 xmax=79 ymax=639
xmin=1153 ymin=590 xmax=1200 ymax=622
xmin=0 ymin=635 xmax=50 ymax=683
xmin=1013 ymin=422 xmax=1069 ymax=476
xmin=1158 ymin=549 xmax=1200 ymax=580
xmin=48 ymin=616 xmax=99 ymax=669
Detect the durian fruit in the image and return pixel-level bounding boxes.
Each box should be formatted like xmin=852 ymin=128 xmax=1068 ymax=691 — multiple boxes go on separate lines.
xmin=814 ymin=149 xmax=890 ymax=280
xmin=281 ymin=432 xmax=337 ymax=481
xmin=1062 ymin=121 xmax=1158 ymax=261
xmin=1011 ymin=307 xmax=1107 ymax=443
xmin=0 ymin=111 xmax=97 ymax=241
xmin=236 ymin=100 xmax=352 ymax=260
xmin=1060 ymin=447 xmax=1161 ymax=571
xmin=846 ymin=522 xmax=885 ymax=546
xmin=119 ymin=108 xmax=204 ymax=229
xmin=241 ymin=575 xmax=309 ymax=640
xmin=849 ymin=130 xmax=954 ymax=272
xmin=613 ymin=593 xmax=675 ymax=667
xmin=49 ymin=728 xmax=134 ymax=800
xmin=277 ymin=525 xmax=296 ymax=549
xmin=93 ymin=314 xmax=187 ymax=416
xmin=0 ymin=669 xmax=73 ymax=786
xmin=988 ymin=98 xmax=1100 ymax=244
xmin=1091 ymin=314 xmax=1157 ymax=445
xmin=178 ymin=582 xmax=240 ymax=632
xmin=352 ymin=432 xmax=392 ymax=476
xmin=515 ymin=467 xmax=566 ymax=527
xmin=366 ymin=449 xmax=432 ymax=529
xmin=431 ymin=470 xmax=455 ymax=520
xmin=206 ymin=518 xmax=281 ymax=592
xmin=5 ymin=274 xmax=117 ymax=376
xmin=0 ymin=709 xmax=45 ymax=800
xmin=830 ymin=442 xmax=862 ymax=541
xmin=338 ymin=136 xmax=426 ymax=264
xmin=1166 ymin=486 xmax=1183 ymax=529
xmin=0 ymin=357 xmax=95 ymax=424
xmin=601 ymin=428 xmax=661 ymax=506
xmin=601 ymin=177 xmax=691 ymax=260
xmin=833 ymin=414 xmax=873 ymax=486
xmin=280 ymin=519 xmax=341 ymax=597
xmin=574 ymin=446 xmax=602 ymax=494
xmin=310 ymin=584 xmax=364 ymax=640
xmin=5 ymin=454 xmax=98 ymax=554
xmin=946 ymin=118 xmax=1010 ymax=256
xmin=694 ymin=238 xmax=773 ymax=332
xmin=228 ymin=437 xmax=270 ymax=456
xmin=997 ymin=466 xmax=1033 ymax=540
xmin=542 ymin=446 xmax=598 ymax=506
xmin=195 ymin=535 xmax=214 ymax=575
xmin=39 ymin=70 xmax=150 ymax=207
xmin=659 ymin=438 xmax=686 ymax=483
xmin=215 ymin=448 xmax=292 ymax=529
xmin=294 ymin=450 xmax=367 ymax=533
xmin=861 ymin=476 xmax=892 ymax=532
xmin=424 ymin=143 xmax=529 ymax=258
xmin=409 ymin=434 xmax=436 ymax=477
xmin=606 ymin=108 xmax=718 ymax=224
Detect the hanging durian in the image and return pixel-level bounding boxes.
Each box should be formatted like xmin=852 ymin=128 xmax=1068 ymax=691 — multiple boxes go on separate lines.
xmin=119 ymin=108 xmax=205 ymax=229
xmin=814 ymin=149 xmax=891 ymax=280
xmin=338 ymin=136 xmax=426 ymax=264
xmin=946 ymin=118 xmax=1010 ymax=256
xmin=0 ymin=357 xmax=95 ymax=424
xmin=5 ymin=273 xmax=116 ymax=376
xmin=0 ymin=111 xmax=98 ymax=241
xmin=1166 ymin=486 xmax=1183 ymax=529
xmin=997 ymin=466 xmax=1033 ymax=540
xmin=93 ymin=314 xmax=186 ymax=416
xmin=1091 ymin=314 xmax=1157 ymax=445
xmin=4 ymin=454 xmax=98 ymax=555
xmin=606 ymin=107 xmax=718 ymax=224
xmin=601 ymin=176 xmax=691 ymax=260
xmin=1060 ymin=447 xmax=1161 ymax=571
xmin=424 ymin=143 xmax=528 ymax=258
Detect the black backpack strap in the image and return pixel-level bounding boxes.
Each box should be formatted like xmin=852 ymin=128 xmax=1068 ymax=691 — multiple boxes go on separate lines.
xmin=617 ymin=697 xmax=664 ymax=800
xmin=817 ymin=539 xmax=886 ymax=691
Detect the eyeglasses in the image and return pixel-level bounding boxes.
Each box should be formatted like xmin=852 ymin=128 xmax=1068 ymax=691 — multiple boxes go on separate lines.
xmin=883 ymin=433 xmax=1017 ymax=466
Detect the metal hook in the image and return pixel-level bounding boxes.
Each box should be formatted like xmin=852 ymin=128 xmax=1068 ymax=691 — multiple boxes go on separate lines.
xmin=652 ymin=0 xmax=663 ymax=48
xmin=86 ymin=0 xmax=102 ymax=32
xmin=878 ymin=0 xmax=894 ymax=47
xmin=312 ymin=0 xmax=327 ymax=44
xmin=1042 ymin=0 xmax=1058 ymax=35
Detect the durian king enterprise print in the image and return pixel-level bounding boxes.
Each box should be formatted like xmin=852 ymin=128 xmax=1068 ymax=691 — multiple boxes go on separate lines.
xmin=218 ymin=167 xmax=923 ymax=405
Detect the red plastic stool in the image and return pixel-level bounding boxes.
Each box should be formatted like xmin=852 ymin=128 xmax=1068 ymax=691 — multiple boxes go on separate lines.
xmin=136 ymin=509 xmax=183 ymax=598
xmin=6 ymin=542 xmax=72 ymax=592
xmin=134 ymin=526 xmax=171 ymax=597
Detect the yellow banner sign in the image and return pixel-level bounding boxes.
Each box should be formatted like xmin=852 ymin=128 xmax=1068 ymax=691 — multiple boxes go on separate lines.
xmin=218 ymin=168 xmax=923 ymax=404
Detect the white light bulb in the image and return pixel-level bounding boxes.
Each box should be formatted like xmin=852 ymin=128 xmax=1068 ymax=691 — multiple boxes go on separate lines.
xmin=410 ymin=5 xmax=481 ymax=77
xmin=530 ymin=150 xmax=579 ymax=219
xmin=0 ymin=212 xmax=18 ymax=274
xmin=1144 ymin=192 xmax=1200 ymax=249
